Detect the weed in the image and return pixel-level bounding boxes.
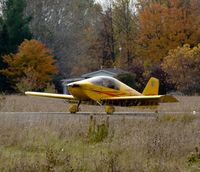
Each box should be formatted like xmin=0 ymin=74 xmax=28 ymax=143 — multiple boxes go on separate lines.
xmin=187 ymin=147 xmax=200 ymax=166
xmin=45 ymin=146 xmax=58 ymax=171
xmin=95 ymin=151 xmax=121 ymax=172
xmin=88 ymin=115 xmax=109 ymax=143
xmin=107 ymin=151 xmax=121 ymax=172
xmin=187 ymin=152 xmax=199 ymax=165
xmin=45 ymin=145 xmax=74 ymax=172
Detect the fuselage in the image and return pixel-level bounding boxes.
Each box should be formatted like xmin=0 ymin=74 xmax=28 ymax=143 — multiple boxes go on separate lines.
xmin=67 ymin=76 xmax=142 ymax=101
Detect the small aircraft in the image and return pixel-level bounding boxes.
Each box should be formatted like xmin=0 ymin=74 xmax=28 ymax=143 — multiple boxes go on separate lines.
xmin=25 ymin=76 xmax=178 ymax=114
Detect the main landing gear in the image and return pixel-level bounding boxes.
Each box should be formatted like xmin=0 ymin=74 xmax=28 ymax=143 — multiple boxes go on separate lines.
xmin=69 ymin=101 xmax=115 ymax=115
xmin=105 ymin=106 xmax=115 ymax=114
xmin=69 ymin=101 xmax=81 ymax=113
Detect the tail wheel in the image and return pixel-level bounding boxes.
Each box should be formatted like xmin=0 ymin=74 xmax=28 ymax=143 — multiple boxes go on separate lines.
xmin=69 ymin=104 xmax=79 ymax=113
xmin=105 ymin=106 xmax=115 ymax=115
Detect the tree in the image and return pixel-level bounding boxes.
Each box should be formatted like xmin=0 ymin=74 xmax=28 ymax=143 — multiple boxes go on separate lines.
xmin=136 ymin=0 xmax=200 ymax=64
xmin=0 ymin=17 xmax=9 ymax=55
xmin=99 ymin=7 xmax=116 ymax=67
xmin=113 ymin=0 xmax=137 ymax=69
xmin=0 ymin=16 xmax=10 ymax=91
xmin=80 ymin=7 xmax=117 ymax=73
xmin=162 ymin=44 xmax=200 ymax=94
xmin=1 ymin=0 xmax=32 ymax=52
xmin=70 ymin=1 xmax=106 ymax=75
xmin=26 ymin=0 xmax=104 ymax=78
xmin=82 ymin=0 xmax=138 ymax=71
xmin=0 ymin=39 xmax=57 ymax=92
xmin=0 ymin=0 xmax=32 ymax=92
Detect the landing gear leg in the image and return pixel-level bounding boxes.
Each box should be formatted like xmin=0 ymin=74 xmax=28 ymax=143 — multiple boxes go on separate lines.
xmin=69 ymin=101 xmax=81 ymax=114
xmin=105 ymin=106 xmax=115 ymax=115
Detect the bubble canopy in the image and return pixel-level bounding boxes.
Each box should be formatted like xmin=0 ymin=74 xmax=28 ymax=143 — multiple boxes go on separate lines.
xmin=86 ymin=76 xmax=120 ymax=90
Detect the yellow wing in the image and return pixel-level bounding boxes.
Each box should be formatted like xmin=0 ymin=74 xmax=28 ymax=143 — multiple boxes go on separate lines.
xmin=101 ymin=95 xmax=178 ymax=107
xmin=25 ymin=92 xmax=75 ymax=100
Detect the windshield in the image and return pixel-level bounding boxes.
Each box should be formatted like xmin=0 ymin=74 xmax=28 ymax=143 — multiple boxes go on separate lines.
xmin=89 ymin=77 xmax=120 ymax=90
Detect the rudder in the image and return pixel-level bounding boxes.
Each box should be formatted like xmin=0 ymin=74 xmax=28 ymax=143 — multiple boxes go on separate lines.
xmin=142 ymin=77 xmax=159 ymax=95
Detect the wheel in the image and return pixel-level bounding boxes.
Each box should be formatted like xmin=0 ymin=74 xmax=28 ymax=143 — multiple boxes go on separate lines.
xmin=69 ymin=104 xmax=79 ymax=113
xmin=105 ymin=106 xmax=115 ymax=114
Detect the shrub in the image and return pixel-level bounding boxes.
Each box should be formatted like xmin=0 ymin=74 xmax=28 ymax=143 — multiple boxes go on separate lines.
xmin=162 ymin=44 xmax=200 ymax=94
xmin=44 ymin=83 xmax=57 ymax=93
xmin=116 ymin=72 xmax=136 ymax=88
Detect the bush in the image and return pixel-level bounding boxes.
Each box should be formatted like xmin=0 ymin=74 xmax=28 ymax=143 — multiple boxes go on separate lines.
xmin=44 ymin=83 xmax=57 ymax=93
xmin=162 ymin=44 xmax=200 ymax=94
xmin=116 ymin=72 xmax=136 ymax=88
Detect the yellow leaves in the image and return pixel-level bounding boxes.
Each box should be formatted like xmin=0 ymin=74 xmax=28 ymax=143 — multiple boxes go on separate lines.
xmin=0 ymin=39 xmax=57 ymax=91
xmin=162 ymin=44 xmax=200 ymax=93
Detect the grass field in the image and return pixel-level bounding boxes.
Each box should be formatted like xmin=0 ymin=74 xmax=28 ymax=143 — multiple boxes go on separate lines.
xmin=0 ymin=95 xmax=200 ymax=171
xmin=1 ymin=95 xmax=200 ymax=113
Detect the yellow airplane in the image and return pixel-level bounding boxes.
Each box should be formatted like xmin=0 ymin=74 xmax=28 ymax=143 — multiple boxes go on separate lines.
xmin=25 ymin=76 xmax=178 ymax=114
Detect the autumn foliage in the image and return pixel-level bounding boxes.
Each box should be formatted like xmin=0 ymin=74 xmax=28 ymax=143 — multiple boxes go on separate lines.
xmin=1 ymin=39 xmax=57 ymax=92
xmin=162 ymin=44 xmax=200 ymax=94
xmin=1 ymin=0 xmax=200 ymax=94
xmin=137 ymin=0 xmax=200 ymax=63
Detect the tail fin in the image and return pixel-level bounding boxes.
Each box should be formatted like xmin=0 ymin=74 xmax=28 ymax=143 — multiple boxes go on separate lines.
xmin=142 ymin=77 xmax=159 ymax=95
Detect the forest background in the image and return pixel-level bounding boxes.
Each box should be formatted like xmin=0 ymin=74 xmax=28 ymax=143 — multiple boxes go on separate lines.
xmin=0 ymin=0 xmax=200 ymax=95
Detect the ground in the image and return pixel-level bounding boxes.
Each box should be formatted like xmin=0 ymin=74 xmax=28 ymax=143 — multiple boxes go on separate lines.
xmin=0 ymin=95 xmax=199 ymax=171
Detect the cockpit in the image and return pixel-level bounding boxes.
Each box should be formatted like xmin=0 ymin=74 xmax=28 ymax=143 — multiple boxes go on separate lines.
xmin=87 ymin=76 xmax=120 ymax=90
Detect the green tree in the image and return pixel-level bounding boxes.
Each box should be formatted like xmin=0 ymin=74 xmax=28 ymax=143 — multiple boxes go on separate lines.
xmin=0 ymin=17 xmax=9 ymax=55
xmin=0 ymin=0 xmax=32 ymax=92
xmin=0 ymin=15 xmax=10 ymax=91
xmin=2 ymin=0 xmax=32 ymax=52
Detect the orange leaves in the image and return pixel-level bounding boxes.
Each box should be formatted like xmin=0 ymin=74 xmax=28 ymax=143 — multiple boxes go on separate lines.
xmin=137 ymin=0 xmax=200 ymax=64
xmin=1 ymin=39 xmax=57 ymax=91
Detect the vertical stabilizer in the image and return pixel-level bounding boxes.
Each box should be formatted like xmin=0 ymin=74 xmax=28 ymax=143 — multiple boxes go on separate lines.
xmin=142 ymin=77 xmax=159 ymax=95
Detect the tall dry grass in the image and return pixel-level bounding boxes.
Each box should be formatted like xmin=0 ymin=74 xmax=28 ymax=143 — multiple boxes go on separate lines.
xmin=0 ymin=95 xmax=199 ymax=113
xmin=0 ymin=95 xmax=199 ymax=171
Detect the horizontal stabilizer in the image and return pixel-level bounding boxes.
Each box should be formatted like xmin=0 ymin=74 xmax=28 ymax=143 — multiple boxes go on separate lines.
xmin=159 ymin=95 xmax=179 ymax=103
